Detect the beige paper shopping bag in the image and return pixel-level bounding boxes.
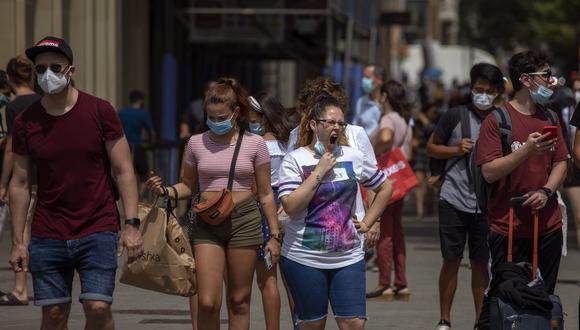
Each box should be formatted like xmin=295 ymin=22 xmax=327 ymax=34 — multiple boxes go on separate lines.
xmin=120 ymin=200 xmax=196 ymax=296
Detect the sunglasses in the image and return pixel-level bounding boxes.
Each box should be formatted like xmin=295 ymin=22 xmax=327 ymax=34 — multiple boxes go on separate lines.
xmin=35 ymin=63 xmax=69 ymax=75
xmin=527 ymin=69 xmax=552 ymax=81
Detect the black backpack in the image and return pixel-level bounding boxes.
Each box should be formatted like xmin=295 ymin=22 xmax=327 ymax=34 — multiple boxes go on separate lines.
xmin=428 ymin=105 xmax=471 ymax=183
xmin=469 ymin=106 xmax=558 ymax=214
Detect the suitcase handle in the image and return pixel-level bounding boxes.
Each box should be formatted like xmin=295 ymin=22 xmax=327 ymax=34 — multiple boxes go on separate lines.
xmin=508 ymin=197 xmax=539 ymax=280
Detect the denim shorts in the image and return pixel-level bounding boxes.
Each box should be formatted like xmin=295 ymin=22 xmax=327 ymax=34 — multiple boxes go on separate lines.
xmin=280 ymin=257 xmax=366 ymax=323
xmin=29 ymin=232 xmax=118 ymax=306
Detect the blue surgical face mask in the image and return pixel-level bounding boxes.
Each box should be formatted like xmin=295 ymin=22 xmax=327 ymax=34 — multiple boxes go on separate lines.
xmin=0 ymin=94 xmax=9 ymax=108
xmin=529 ymin=80 xmax=554 ymax=104
xmin=361 ymin=77 xmax=374 ymax=94
xmin=206 ymin=113 xmax=235 ymax=135
xmin=248 ymin=122 xmax=265 ymax=136
xmin=313 ymin=131 xmax=342 ymax=157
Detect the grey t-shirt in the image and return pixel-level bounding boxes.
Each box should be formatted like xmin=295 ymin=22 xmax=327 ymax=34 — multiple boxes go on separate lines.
xmin=434 ymin=105 xmax=485 ymax=213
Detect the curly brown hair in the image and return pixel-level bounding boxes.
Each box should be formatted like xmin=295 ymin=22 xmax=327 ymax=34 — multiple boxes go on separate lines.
xmin=297 ymin=94 xmax=348 ymax=148
xmin=296 ymin=77 xmax=349 ymax=148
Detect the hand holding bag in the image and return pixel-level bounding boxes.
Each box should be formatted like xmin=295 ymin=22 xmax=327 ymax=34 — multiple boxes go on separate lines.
xmin=120 ymin=192 xmax=196 ymax=296
xmin=193 ymin=128 xmax=244 ymax=225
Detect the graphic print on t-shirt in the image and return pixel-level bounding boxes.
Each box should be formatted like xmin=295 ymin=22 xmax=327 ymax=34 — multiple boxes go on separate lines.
xmin=301 ymin=161 xmax=359 ymax=252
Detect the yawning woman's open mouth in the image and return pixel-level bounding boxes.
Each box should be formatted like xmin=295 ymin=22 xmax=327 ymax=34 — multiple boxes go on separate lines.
xmin=329 ymin=135 xmax=337 ymax=145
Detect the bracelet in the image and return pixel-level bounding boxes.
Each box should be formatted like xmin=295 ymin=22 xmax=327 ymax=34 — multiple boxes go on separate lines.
xmin=270 ymin=233 xmax=283 ymax=243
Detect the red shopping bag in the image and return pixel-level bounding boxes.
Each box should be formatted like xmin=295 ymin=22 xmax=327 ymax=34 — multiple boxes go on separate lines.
xmin=377 ymin=148 xmax=418 ymax=205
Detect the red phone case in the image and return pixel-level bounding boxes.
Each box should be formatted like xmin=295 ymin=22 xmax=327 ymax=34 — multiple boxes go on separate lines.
xmin=542 ymin=125 xmax=558 ymax=140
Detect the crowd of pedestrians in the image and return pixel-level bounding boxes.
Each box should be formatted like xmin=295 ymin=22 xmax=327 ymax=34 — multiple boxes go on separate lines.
xmin=0 ymin=35 xmax=579 ymax=330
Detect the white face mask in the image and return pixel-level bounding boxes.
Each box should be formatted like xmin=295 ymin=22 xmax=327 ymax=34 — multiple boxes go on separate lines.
xmin=575 ymin=91 xmax=580 ymax=105
xmin=472 ymin=92 xmax=495 ymax=111
xmin=38 ymin=67 xmax=70 ymax=94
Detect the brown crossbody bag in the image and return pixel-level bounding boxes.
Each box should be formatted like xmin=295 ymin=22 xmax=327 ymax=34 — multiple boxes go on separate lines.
xmin=192 ymin=128 xmax=244 ymax=225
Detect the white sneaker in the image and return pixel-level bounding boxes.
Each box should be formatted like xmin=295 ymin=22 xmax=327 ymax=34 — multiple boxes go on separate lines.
xmin=435 ymin=319 xmax=451 ymax=330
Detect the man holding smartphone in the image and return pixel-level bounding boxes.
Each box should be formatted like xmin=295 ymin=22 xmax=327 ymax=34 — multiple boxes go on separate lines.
xmin=427 ymin=63 xmax=504 ymax=330
xmin=475 ymin=51 xmax=568 ymax=328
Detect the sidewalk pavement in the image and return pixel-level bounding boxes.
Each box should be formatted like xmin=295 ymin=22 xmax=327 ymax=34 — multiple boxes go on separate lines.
xmin=1 ymin=215 xmax=578 ymax=329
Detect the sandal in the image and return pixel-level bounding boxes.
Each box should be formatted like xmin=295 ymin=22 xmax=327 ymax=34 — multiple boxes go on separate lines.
xmin=393 ymin=285 xmax=410 ymax=296
xmin=0 ymin=292 xmax=28 ymax=306
xmin=365 ymin=286 xmax=394 ymax=298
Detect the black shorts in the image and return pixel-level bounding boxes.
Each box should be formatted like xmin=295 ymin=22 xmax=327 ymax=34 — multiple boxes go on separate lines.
xmin=438 ymin=199 xmax=489 ymax=261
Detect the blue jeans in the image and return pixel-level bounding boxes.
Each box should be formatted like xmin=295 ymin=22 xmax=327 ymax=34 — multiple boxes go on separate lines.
xmin=280 ymin=257 xmax=366 ymax=323
xmin=29 ymin=232 xmax=118 ymax=306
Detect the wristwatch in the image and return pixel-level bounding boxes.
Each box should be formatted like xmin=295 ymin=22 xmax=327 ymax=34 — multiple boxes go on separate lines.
xmin=540 ymin=187 xmax=554 ymax=198
xmin=124 ymin=218 xmax=141 ymax=227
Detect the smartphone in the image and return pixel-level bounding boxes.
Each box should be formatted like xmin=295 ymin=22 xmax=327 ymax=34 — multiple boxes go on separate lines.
xmin=264 ymin=252 xmax=273 ymax=270
xmin=541 ymin=125 xmax=558 ymax=140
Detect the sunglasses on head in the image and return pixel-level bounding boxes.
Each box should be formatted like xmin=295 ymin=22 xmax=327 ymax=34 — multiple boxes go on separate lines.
xmin=34 ymin=63 xmax=68 ymax=75
xmin=527 ymin=69 xmax=552 ymax=80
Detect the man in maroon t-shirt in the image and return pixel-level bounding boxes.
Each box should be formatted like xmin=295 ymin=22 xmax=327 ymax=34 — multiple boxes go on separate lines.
xmin=8 ymin=36 xmax=143 ymax=329
xmin=476 ymin=51 xmax=567 ymax=306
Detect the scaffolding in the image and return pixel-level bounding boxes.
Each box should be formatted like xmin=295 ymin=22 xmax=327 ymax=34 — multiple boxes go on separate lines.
xmin=180 ymin=0 xmax=379 ymax=92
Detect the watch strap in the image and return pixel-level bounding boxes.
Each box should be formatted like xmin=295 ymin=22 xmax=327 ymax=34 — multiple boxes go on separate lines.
xmin=124 ymin=218 xmax=141 ymax=226
xmin=540 ymin=187 xmax=553 ymax=198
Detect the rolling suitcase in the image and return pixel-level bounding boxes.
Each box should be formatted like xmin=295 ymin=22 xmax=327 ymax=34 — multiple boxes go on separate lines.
xmin=490 ymin=197 xmax=564 ymax=330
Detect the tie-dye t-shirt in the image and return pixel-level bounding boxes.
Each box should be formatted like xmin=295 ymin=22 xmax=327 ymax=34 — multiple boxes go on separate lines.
xmin=278 ymin=146 xmax=386 ymax=269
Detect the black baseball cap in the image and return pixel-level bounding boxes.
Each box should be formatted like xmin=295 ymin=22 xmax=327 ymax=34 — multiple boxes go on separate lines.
xmin=25 ymin=36 xmax=74 ymax=64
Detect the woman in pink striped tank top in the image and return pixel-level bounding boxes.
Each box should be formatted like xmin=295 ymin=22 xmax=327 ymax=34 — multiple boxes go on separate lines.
xmin=147 ymin=78 xmax=281 ymax=330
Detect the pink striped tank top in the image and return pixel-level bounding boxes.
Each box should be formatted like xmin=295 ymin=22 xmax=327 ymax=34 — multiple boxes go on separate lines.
xmin=184 ymin=131 xmax=270 ymax=192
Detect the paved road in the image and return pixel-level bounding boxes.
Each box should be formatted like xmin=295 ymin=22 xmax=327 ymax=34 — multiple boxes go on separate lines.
xmin=1 ymin=215 xmax=579 ymax=329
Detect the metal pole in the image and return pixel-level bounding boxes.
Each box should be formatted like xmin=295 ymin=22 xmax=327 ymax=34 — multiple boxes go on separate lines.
xmin=369 ymin=26 xmax=377 ymax=64
xmin=182 ymin=8 xmax=329 ymax=16
xmin=343 ymin=16 xmax=354 ymax=90
xmin=577 ymin=22 xmax=580 ymax=72
xmin=326 ymin=2 xmax=334 ymax=74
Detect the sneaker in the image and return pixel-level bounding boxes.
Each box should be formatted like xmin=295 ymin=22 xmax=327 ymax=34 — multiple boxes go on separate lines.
xmin=435 ymin=319 xmax=451 ymax=330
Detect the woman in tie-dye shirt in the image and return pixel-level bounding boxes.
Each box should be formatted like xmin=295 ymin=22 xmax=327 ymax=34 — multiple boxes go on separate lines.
xmin=278 ymin=95 xmax=392 ymax=329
